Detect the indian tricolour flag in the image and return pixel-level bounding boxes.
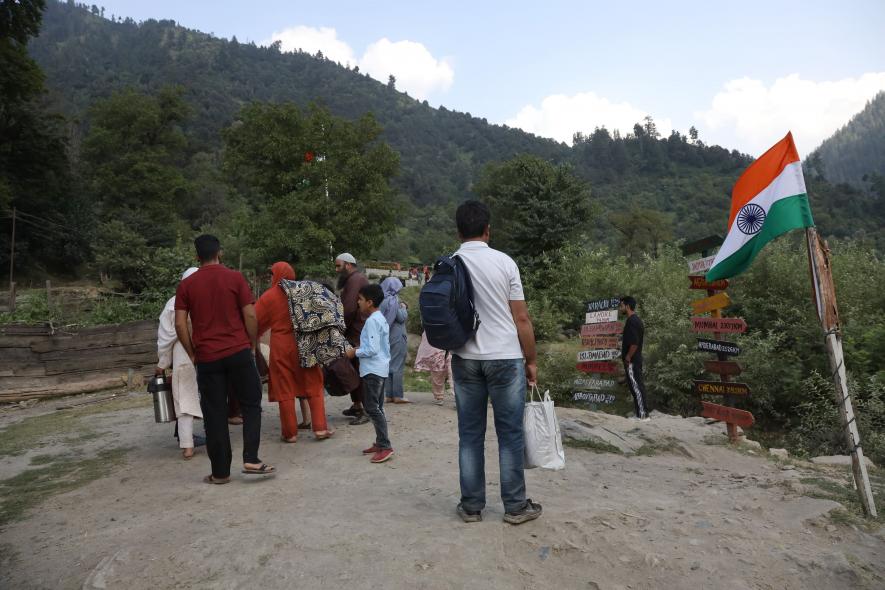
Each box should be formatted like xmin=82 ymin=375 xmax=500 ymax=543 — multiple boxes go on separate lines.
xmin=706 ymin=132 xmax=815 ymax=281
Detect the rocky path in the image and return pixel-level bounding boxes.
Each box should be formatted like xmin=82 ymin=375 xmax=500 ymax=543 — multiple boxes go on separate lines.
xmin=0 ymin=394 xmax=882 ymax=589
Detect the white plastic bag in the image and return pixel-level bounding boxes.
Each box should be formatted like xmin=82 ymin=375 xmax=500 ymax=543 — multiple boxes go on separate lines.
xmin=523 ymin=385 xmax=565 ymax=470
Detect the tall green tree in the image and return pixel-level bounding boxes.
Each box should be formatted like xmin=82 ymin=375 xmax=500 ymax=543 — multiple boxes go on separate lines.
xmin=0 ymin=0 xmax=84 ymax=275
xmin=475 ymin=154 xmax=592 ymax=278
xmin=223 ymin=102 xmax=400 ymax=275
xmin=81 ymin=86 xmax=192 ymax=287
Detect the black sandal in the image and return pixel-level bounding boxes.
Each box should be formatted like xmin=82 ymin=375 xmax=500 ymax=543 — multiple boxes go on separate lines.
xmin=242 ymin=463 xmax=276 ymax=475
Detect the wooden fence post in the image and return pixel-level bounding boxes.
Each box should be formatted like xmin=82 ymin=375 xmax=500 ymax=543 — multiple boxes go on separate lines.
xmin=46 ymin=279 xmax=52 ymax=308
xmin=8 ymin=282 xmax=15 ymax=313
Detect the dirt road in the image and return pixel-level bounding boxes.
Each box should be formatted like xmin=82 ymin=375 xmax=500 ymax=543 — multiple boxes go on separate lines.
xmin=0 ymin=392 xmax=882 ymax=589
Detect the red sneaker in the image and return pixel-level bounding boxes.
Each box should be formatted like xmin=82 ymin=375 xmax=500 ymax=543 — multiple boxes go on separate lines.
xmin=370 ymin=448 xmax=394 ymax=463
xmin=362 ymin=444 xmax=381 ymax=455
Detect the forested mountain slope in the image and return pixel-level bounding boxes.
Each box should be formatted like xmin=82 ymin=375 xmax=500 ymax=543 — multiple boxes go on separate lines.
xmin=809 ymin=92 xmax=885 ymax=187
xmin=20 ymin=1 xmax=885 ymax=266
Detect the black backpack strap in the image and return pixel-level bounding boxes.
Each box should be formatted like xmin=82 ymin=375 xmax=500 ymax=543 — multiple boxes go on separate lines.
xmin=451 ymin=253 xmax=480 ymax=332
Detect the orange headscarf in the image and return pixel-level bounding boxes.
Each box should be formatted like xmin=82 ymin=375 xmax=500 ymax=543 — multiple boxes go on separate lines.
xmin=270 ymin=261 xmax=295 ymax=287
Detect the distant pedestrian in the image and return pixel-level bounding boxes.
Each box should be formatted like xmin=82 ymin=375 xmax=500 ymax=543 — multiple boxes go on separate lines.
xmin=175 ymin=234 xmax=274 ymax=484
xmin=346 ymin=284 xmax=394 ymax=463
xmin=619 ymin=296 xmax=649 ymax=420
xmin=414 ymin=331 xmax=454 ymax=405
xmin=380 ymin=277 xmax=409 ymax=403
xmin=423 ymin=265 xmax=430 ymax=283
xmin=336 ymin=253 xmax=370 ymax=425
xmin=450 ymin=200 xmax=542 ymax=525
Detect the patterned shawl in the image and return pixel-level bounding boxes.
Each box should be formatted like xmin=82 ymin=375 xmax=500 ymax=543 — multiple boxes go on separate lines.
xmin=279 ymin=279 xmax=349 ymax=368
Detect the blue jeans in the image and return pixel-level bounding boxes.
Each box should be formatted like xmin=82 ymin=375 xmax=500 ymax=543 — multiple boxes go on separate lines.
xmin=452 ymin=356 xmax=527 ymax=513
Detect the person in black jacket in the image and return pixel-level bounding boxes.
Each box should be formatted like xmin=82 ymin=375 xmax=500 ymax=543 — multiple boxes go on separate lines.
xmin=619 ymin=296 xmax=649 ymax=420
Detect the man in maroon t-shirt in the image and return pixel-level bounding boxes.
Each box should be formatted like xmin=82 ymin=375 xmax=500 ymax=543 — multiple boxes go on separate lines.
xmin=175 ymin=234 xmax=274 ymax=483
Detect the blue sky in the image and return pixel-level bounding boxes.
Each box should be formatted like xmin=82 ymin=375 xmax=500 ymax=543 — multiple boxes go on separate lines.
xmin=92 ymin=0 xmax=885 ymax=155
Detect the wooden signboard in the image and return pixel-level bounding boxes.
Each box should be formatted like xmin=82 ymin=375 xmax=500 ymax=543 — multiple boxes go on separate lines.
xmin=700 ymin=401 xmax=755 ymax=428
xmin=581 ymin=322 xmax=624 ymax=336
xmin=581 ymin=335 xmax=620 ymax=349
xmin=681 ymin=235 xmax=723 ymax=256
xmin=572 ymin=391 xmax=616 ymax=404
xmin=704 ymin=360 xmax=743 ymax=376
xmin=689 ymin=276 xmax=729 ymax=291
xmin=585 ymin=310 xmax=619 ymax=324
xmin=688 ymin=255 xmax=717 ymax=274
xmin=691 ymin=292 xmax=732 ymax=315
xmin=576 ymin=361 xmax=619 ymax=374
xmin=585 ymin=298 xmax=620 ymax=312
xmin=693 ymin=380 xmax=751 ymax=396
xmin=577 ymin=349 xmax=619 ymax=362
xmin=690 ymin=316 xmax=747 ymax=334
xmin=697 ymin=338 xmax=741 ymax=356
xmin=573 ymin=377 xmax=617 ymax=391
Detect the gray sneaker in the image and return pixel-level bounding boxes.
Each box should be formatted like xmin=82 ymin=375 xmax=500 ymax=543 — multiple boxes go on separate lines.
xmin=503 ymin=499 xmax=542 ymax=525
xmin=456 ymin=503 xmax=482 ymax=523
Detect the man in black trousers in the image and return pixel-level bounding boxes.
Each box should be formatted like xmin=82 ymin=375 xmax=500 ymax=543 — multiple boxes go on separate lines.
xmin=175 ymin=234 xmax=275 ymax=483
xmin=619 ymin=296 xmax=649 ymax=420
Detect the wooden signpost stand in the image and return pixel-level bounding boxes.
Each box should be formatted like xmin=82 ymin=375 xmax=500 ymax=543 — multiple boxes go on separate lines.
xmin=572 ymin=298 xmax=623 ymax=408
xmin=684 ymin=236 xmax=753 ymax=443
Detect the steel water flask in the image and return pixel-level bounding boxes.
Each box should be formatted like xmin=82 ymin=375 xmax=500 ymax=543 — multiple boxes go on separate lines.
xmin=150 ymin=374 xmax=177 ymax=423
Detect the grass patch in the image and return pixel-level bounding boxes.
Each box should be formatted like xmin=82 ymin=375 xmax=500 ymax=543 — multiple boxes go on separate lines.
xmin=563 ymin=437 xmax=622 ymax=454
xmin=404 ymin=366 xmax=433 ymax=393
xmin=800 ymin=472 xmax=885 ymax=528
xmin=0 ymin=448 xmax=130 ymax=526
xmin=0 ymin=394 xmax=149 ymax=458
xmin=634 ymin=435 xmax=692 ymax=458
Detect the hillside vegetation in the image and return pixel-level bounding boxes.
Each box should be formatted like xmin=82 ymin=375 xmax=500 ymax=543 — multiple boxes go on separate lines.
xmin=3 ymin=1 xmax=879 ymax=281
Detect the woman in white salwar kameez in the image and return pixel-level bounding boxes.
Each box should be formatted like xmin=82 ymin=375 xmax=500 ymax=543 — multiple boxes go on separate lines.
xmin=156 ymin=267 xmax=204 ymax=459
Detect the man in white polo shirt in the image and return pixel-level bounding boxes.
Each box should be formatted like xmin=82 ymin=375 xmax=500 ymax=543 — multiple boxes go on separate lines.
xmin=451 ymin=200 xmax=542 ymax=525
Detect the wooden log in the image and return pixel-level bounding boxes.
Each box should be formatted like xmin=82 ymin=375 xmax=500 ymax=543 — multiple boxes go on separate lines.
xmin=38 ymin=341 xmax=156 ymax=362
xmin=29 ymin=327 xmax=157 ymax=353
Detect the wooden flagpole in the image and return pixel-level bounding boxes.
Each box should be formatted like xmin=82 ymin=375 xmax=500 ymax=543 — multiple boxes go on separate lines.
xmin=805 ymin=227 xmax=877 ymax=517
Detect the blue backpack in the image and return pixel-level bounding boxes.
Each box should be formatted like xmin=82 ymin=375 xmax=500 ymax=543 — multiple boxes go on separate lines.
xmin=419 ymin=254 xmax=481 ymax=350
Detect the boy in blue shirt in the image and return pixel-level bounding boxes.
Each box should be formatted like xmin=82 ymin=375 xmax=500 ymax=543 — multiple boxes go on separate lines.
xmin=346 ymin=284 xmax=394 ymax=463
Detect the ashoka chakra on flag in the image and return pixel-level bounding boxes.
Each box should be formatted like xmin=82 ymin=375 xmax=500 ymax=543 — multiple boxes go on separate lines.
xmin=706 ymin=132 xmax=815 ymax=281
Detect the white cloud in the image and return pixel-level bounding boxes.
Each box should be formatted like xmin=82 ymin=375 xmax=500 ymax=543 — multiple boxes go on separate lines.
xmin=267 ymin=26 xmax=356 ymax=65
xmin=264 ymin=28 xmax=453 ymax=100
xmin=359 ymin=38 xmax=454 ymax=100
xmin=696 ymin=73 xmax=885 ymax=155
xmin=504 ymin=92 xmax=672 ymax=145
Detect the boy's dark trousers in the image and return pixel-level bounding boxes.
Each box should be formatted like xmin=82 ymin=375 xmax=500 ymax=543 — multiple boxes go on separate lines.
xmin=196 ymin=348 xmax=263 ymax=478
xmin=361 ymin=374 xmax=391 ymax=449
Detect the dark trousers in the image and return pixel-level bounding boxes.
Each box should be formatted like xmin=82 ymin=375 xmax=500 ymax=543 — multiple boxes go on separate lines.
xmin=624 ymin=358 xmax=648 ymax=419
xmin=196 ymin=348 xmax=263 ymax=478
xmin=362 ymin=374 xmax=391 ymax=449
xmin=349 ymin=358 xmax=364 ymax=406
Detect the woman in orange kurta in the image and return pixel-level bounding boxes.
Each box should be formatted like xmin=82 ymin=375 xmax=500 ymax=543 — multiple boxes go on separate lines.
xmin=256 ymin=262 xmax=332 ymax=441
